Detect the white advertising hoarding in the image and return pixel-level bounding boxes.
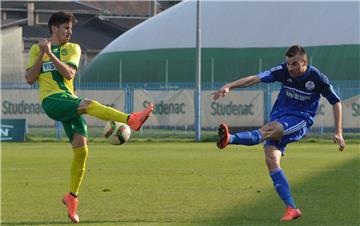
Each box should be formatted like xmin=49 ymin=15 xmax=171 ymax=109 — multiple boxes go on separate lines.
xmin=202 ymin=91 xmax=264 ymax=128
xmin=3 ymin=89 xmax=357 ymax=129
xmin=343 ymin=95 xmax=360 ymax=129
xmin=133 ymin=90 xmax=194 ymax=126
xmin=1 ymin=89 xmax=53 ymax=126
xmin=312 ymin=97 xmax=334 ymax=128
xmin=1 ymin=89 xmax=125 ymax=127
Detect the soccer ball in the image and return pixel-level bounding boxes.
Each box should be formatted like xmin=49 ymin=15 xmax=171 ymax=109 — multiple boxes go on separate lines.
xmin=103 ymin=121 xmax=131 ymax=145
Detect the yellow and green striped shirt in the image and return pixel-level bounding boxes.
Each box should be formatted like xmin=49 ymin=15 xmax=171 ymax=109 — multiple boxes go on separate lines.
xmin=26 ymin=42 xmax=81 ymax=102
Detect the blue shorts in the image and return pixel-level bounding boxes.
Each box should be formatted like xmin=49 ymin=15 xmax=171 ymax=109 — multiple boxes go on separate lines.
xmin=264 ymin=115 xmax=308 ymax=154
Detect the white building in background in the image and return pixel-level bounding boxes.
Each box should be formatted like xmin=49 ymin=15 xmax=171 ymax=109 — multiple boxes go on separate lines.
xmin=83 ymin=0 xmax=359 ymax=83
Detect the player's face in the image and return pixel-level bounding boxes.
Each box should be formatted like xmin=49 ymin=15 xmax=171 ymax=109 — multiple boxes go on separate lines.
xmin=286 ymin=54 xmax=307 ymax=78
xmin=52 ymin=22 xmax=72 ymax=45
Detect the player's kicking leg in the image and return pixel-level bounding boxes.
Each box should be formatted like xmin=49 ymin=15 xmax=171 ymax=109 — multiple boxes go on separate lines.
xmin=216 ymin=123 xmax=263 ymax=149
xmin=80 ymin=99 xmax=154 ymax=131
xmin=127 ymin=103 xmax=154 ymax=131
xmin=217 ymin=123 xmax=230 ymax=149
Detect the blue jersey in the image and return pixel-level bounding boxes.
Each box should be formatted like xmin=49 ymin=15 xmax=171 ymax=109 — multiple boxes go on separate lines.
xmin=257 ymin=63 xmax=340 ymax=126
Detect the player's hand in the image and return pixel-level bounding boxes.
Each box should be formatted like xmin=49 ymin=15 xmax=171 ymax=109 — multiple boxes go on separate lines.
xmin=212 ymin=85 xmax=230 ymax=100
xmin=38 ymin=39 xmax=51 ymax=54
xmin=333 ymin=133 xmax=345 ymax=151
xmin=37 ymin=39 xmax=46 ymax=56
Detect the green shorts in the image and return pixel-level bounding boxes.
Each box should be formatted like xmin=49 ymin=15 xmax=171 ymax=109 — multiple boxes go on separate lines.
xmin=42 ymin=92 xmax=88 ymax=142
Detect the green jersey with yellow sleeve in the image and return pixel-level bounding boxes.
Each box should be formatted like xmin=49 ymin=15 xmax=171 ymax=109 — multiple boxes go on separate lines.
xmin=26 ymin=42 xmax=81 ymax=102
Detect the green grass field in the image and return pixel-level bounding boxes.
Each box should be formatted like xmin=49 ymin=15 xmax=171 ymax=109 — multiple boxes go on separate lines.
xmin=2 ymin=142 xmax=359 ymax=226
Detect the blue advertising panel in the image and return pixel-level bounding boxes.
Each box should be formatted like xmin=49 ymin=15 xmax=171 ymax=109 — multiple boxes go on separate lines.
xmin=0 ymin=119 xmax=26 ymax=142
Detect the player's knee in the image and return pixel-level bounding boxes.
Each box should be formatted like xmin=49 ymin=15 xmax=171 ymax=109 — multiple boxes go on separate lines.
xmin=78 ymin=99 xmax=96 ymax=114
xmin=261 ymin=122 xmax=283 ymax=139
xmin=79 ymin=99 xmax=93 ymax=109
xmin=265 ymin=155 xmax=277 ymax=167
xmin=264 ymin=147 xmax=281 ymax=170
xmin=72 ymin=134 xmax=88 ymax=148
xmin=265 ymin=159 xmax=280 ymax=171
xmin=260 ymin=125 xmax=275 ymax=139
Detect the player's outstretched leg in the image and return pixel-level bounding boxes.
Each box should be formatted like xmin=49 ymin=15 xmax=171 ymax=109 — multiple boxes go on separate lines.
xmin=85 ymin=100 xmax=129 ymax=123
xmin=127 ymin=103 xmax=154 ymax=131
xmin=217 ymin=123 xmax=230 ymax=149
xmin=85 ymin=100 xmax=154 ymax=130
xmin=62 ymin=193 xmax=80 ymax=223
xmin=280 ymin=206 xmax=302 ymax=221
xmin=217 ymin=123 xmax=263 ymax=149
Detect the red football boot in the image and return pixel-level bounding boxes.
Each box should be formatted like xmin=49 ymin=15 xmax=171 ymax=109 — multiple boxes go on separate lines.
xmin=62 ymin=193 xmax=80 ymax=223
xmin=127 ymin=103 xmax=154 ymax=131
xmin=280 ymin=206 xmax=302 ymax=221
xmin=217 ymin=123 xmax=230 ymax=149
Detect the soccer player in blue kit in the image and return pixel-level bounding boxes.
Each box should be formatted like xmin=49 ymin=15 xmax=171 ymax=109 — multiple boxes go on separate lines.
xmin=212 ymin=45 xmax=345 ymax=221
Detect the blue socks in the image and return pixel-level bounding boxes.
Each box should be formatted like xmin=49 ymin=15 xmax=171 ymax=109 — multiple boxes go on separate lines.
xmin=228 ymin=130 xmax=295 ymax=208
xmin=229 ymin=130 xmax=262 ymax=145
xmin=270 ymin=168 xmax=296 ymax=208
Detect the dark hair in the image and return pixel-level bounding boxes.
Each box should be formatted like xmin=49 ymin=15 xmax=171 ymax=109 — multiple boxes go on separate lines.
xmin=48 ymin=11 xmax=75 ymax=34
xmin=285 ymin=45 xmax=306 ymax=57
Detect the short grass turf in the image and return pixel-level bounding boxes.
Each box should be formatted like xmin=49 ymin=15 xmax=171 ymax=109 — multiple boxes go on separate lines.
xmin=1 ymin=142 xmax=359 ymax=226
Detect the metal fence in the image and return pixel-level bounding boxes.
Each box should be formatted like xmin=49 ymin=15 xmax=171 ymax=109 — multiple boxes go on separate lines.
xmin=1 ymin=80 xmax=359 ymax=140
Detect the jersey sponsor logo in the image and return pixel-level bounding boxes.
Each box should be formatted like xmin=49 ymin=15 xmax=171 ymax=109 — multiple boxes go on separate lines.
xmin=283 ymin=86 xmax=312 ymax=95
xmin=305 ymin=81 xmax=315 ymax=91
xmin=258 ymin=70 xmax=271 ymax=78
xmin=286 ymin=78 xmax=293 ymax=83
xmin=270 ymin=65 xmax=283 ymax=72
xmin=42 ymin=62 xmax=56 ymax=72
xmin=285 ymin=89 xmax=312 ymax=101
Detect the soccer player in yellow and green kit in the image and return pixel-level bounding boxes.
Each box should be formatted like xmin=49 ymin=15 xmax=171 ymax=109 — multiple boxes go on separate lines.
xmin=25 ymin=11 xmax=153 ymax=223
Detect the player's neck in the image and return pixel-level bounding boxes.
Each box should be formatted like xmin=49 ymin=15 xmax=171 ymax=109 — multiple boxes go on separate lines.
xmin=299 ymin=66 xmax=308 ymax=76
xmin=50 ymin=36 xmax=65 ymax=46
xmin=289 ymin=66 xmax=308 ymax=78
xmin=301 ymin=65 xmax=308 ymax=73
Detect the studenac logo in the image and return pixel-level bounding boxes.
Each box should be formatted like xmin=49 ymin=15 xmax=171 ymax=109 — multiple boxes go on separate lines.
xmin=143 ymin=100 xmax=186 ymax=115
xmin=315 ymin=104 xmax=325 ymax=116
xmin=352 ymin=103 xmax=360 ymax=117
xmin=2 ymin=100 xmax=45 ymax=114
xmin=210 ymin=101 xmax=254 ymax=116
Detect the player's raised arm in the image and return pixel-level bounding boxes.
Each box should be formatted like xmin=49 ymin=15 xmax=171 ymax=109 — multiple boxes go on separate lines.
xmin=25 ymin=44 xmax=45 ymax=85
xmin=332 ymin=102 xmax=345 ymax=151
xmin=39 ymin=39 xmax=77 ymax=80
xmin=212 ymin=75 xmax=260 ymax=100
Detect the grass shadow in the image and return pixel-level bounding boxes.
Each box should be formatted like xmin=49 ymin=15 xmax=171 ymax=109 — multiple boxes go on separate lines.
xmin=203 ymin=157 xmax=360 ymax=226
